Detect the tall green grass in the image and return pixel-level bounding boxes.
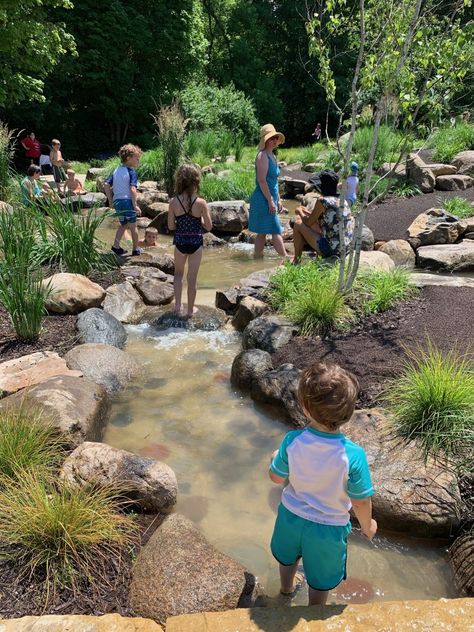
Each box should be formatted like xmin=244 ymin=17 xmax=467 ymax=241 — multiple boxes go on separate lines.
xmin=442 ymin=196 xmax=474 ymax=219
xmin=153 ymin=103 xmax=187 ymax=194
xmin=357 ymin=269 xmax=415 ymax=314
xmin=352 ymin=125 xmax=409 ymax=169
xmin=430 ymin=122 xmax=474 ymax=163
xmin=278 ymin=144 xmax=323 ymax=166
xmin=137 ymin=146 xmax=164 ymax=182
xmin=200 ymin=169 xmax=254 ymax=202
xmin=386 ymin=342 xmax=474 ymax=460
xmin=0 ymin=121 xmax=15 ymax=201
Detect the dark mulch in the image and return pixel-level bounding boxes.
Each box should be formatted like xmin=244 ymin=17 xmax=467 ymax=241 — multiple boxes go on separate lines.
xmin=0 ymin=513 xmax=164 ymax=620
xmin=366 ymin=187 xmax=474 ymax=242
xmin=272 ymin=286 xmax=474 ymax=408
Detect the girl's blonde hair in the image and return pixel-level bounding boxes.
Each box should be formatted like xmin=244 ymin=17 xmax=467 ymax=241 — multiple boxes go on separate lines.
xmin=174 ymin=163 xmax=201 ymax=195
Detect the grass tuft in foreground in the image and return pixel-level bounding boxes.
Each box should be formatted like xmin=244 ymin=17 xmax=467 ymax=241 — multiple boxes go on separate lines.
xmin=357 ymin=268 xmax=415 ymax=314
xmin=442 ymin=196 xmax=474 ymax=219
xmin=386 ymin=341 xmax=474 ymax=460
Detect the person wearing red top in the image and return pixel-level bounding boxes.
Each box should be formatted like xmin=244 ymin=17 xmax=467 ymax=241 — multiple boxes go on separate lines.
xmin=21 ymin=132 xmax=42 ymax=165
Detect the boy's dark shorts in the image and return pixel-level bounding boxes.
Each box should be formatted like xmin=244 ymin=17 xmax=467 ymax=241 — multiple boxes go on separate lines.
xmin=114 ymin=198 xmax=137 ymax=225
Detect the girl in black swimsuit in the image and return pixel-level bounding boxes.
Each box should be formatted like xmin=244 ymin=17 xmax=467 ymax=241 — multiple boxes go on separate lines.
xmin=168 ymin=164 xmax=213 ymax=317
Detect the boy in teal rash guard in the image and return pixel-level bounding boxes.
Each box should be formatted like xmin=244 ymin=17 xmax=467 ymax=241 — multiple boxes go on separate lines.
xmin=269 ymin=361 xmax=377 ymax=605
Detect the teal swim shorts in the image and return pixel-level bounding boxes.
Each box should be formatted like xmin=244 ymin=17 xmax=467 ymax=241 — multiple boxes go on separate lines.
xmin=271 ymin=503 xmax=352 ymax=590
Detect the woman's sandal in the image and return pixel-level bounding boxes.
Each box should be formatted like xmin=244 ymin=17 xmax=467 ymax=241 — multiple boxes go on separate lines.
xmin=280 ymin=570 xmax=306 ymax=597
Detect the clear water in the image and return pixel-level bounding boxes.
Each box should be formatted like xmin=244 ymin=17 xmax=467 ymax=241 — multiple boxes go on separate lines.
xmin=99 ymin=220 xmax=455 ymax=605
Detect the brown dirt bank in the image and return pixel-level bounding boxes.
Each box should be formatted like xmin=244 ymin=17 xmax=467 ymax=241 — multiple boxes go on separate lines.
xmin=272 ymin=286 xmax=474 ymax=408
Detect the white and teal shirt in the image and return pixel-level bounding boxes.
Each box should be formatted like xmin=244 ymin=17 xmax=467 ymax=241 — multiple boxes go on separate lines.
xmin=270 ymin=427 xmax=374 ymax=526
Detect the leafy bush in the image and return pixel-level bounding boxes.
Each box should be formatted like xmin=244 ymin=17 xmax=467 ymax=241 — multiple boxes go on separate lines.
xmin=357 ymin=269 xmax=415 ymax=314
xmin=0 ymin=121 xmax=15 ymax=201
xmin=386 ymin=342 xmax=474 ymax=459
xmin=353 ymin=125 xmax=407 ymax=169
xmin=442 ymin=196 xmax=474 ymax=219
xmin=430 ymin=123 xmax=474 ymax=162
xmin=200 ymin=169 xmax=254 ymax=202
xmin=0 ymin=471 xmax=135 ymax=588
xmin=153 ymin=103 xmax=187 ymax=195
xmin=0 ymin=410 xmax=64 ymax=482
xmin=180 ymin=82 xmax=259 ymax=142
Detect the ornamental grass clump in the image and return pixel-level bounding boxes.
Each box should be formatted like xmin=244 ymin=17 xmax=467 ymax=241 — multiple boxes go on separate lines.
xmin=358 ymin=268 xmax=415 ymax=314
xmin=386 ymin=342 xmax=474 ymax=460
xmin=153 ymin=102 xmax=187 ymax=195
xmin=442 ymin=196 xmax=474 ymax=219
xmin=0 ymin=471 xmax=136 ymax=589
xmin=0 ymin=121 xmax=15 ymax=201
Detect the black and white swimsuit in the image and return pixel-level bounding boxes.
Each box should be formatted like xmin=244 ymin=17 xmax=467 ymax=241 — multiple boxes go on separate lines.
xmin=173 ymin=196 xmax=203 ymax=255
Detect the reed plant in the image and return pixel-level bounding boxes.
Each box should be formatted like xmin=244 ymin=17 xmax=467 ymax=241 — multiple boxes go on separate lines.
xmin=0 ymin=121 xmax=15 ymax=201
xmin=386 ymin=342 xmax=474 ymax=460
xmin=153 ymin=102 xmax=187 ymax=195
xmin=137 ymin=147 xmax=164 ymax=182
xmin=358 ymin=269 xmax=415 ymax=314
xmin=234 ymin=132 xmax=245 ymax=162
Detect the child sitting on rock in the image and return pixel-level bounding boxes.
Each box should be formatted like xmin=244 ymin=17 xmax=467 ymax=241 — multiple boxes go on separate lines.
xmin=138 ymin=227 xmax=158 ymax=248
xmin=269 ymin=361 xmax=376 ymax=605
xmin=63 ymin=169 xmax=86 ymax=195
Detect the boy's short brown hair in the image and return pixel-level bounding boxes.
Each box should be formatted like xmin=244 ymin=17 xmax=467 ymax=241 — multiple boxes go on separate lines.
xmin=144 ymin=227 xmax=158 ymax=235
xmin=118 ymin=143 xmax=142 ymax=163
xmin=298 ymin=362 xmax=359 ymax=430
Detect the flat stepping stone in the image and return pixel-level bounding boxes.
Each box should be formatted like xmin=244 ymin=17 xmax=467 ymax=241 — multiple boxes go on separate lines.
xmin=152 ymin=306 xmax=227 ymax=331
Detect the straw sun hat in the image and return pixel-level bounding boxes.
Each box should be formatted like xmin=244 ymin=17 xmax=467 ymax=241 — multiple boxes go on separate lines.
xmin=258 ymin=124 xmax=285 ymax=151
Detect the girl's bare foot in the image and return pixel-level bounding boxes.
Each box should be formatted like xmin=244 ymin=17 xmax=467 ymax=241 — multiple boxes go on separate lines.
xmin=174 ymin=305 xmax=183 ymax=315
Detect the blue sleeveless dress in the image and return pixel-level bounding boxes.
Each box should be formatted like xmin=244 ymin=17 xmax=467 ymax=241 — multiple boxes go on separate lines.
xmin=248 ymin=151 xmax=282 ymax=235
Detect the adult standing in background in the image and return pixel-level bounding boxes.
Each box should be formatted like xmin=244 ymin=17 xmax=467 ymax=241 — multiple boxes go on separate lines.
xmin=21 ymin=131 xmax=41 ymax=165
xmin=248 ymin=124 xmax=288 ymax=258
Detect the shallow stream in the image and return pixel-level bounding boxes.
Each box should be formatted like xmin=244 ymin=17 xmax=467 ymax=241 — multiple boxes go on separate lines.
xmin=98 ymin=219 xmax=455 ymax=606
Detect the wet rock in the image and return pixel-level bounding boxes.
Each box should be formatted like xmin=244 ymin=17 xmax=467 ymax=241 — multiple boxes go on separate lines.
xmin=251 ymin=364 xmax=306 ymax=427
xmin=0 ymin=351 xmax=82 ymax=397
xmin=435 ymin=174 xmax=473 ymax=191
xmin=0 ymin=375 xmax=110 ymax=447
xmin=43 ymin=273 xmax=105 ymax=315
xmin=406 ymin=153 xmax=435 ymax=193
xmin=425 ymin=163 xmax=457 ymax=177
xmin=0 ymin=614 xmax=163 ymax=631
xmin=135 ymin=277 xmax=174 ymax=306
xmin=345 ymin=410 xmax=461 ymax=537
xmin=137 ymin=217 xmax=152 ymax=229
xmin=64 ymin=343 xmax=141 ymax=393
xmin=379 ymin=240 xmax=416 ymax=268
xmin=230 ymin=349 xmax=273 ymax=392
xmin=76 ymin=308 xmax=127 ymax=348
xmin=148 ymin=207 xmax=170 ymax=234
xmin=61 ymin=441 xmax=177 ymax=513
xmin=137 ymin=190 xmax=170 ymax=217
xmin=215 ymin=288 xmax=241 ymax=314
xmin=129 ymin=513 xmax=255 ymax=622
xmin=232 ymin=297 xmax=269 ymax=332
xmin=416 ymin=240 xmax=474 ymax=272
xmin=452 ymin=150 xmax=474 ymax=176
xmin=239 ymin=268 xmax=277 ymax=290
xmin=361 ymin=225 xmax=374 ymax=251
xmin=126 ymin=252 xmax=175 ymax=275
xmin=102 ymin=281 xmax=146 ymax=323
xmin=142 ymin=201 xmax=169 ymax=220
xmin=152 ymin=306 xmax=227 ymax=331
xmin=66 ymin=192 xmax=107 ymax=210
xmin=280 ymin=176 xmax=307 ymax=197
xmin=85 ymin=167 xmax=106 ymax=181
xmin=203 ymin=232 xmax=226 ymax=247
xmin=357 ymin=251 xmax=395 ymax=273
xmin=243 ymin=315 xmax=298 ymax=353
xmin=208 ymin=201 xmax=249 ymax=235
xmin=407 ymin=208 xmax=467 ymax=249
xmin=449 ymin=532 xmax=474 ymax=596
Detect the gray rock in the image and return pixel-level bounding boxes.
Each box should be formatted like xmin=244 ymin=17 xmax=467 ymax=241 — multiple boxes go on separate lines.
xmin=65 ymin=343 xmax=141 ymax=393
xmin=280 ymin=176 xmax=307 ymax=196
xmin=135 ymin=277 xmax=174 ymax=306
xmin=425 ymin=163 xmax=458 ymax=177
xmin=377 ymin=162 xmax=406 ymax=180
xmin=407 ymin=208 xmax=466 ymax=249
xmin=232 ymin=297 xmax=269 ymax=332
xmin=102 ymin=281 xmax=146 ymax=324
xmin=44 ymin=273 xmax=105 ymax=315
xmin=361 ymin=225 xmax=375 ymax=251
xmin=65 ymin=192 xmax=107 ymax=210
xmin=152 ymin=305 xmax=227 ymax=331
xmin=243 ymin=315 xmax=298 ymax=353
xmin=251 ymin=364 xmax=306 ymax=427
xmin=379 ymin=240 xmax=416 ymax=268
xmin=451 ymin=150 xmax=474 ymax=176
xmin=416 ymin=240 xmax=474 ymax=272
xmin=203 ymin=232 xmax=226 ymax=247
xmin=148 ymin=207 xmax=170 ymax=234
xmin=230 ymin=349 xmax=273 ymax=392
xmin=0 ymin=375 xmax=110 ymax=447
xmin=126 ymin=251 xmax=175 ymax=275
xmin=0 ymin=201 xmax=14 ymax=214
xmin=141 ymin=201 xmax=168 ymax=219
xmin=410 ymin=272 xmax=474 ymax=289
xmin=208 ymin=201 xmax=249 ymax=235
xmin=406 ymin=153 xmax=435 ymax=193
xmin=61 ymin=442 xmax=177 ymax=513
xmin=435 ymin=174 xmax=473 ymax=191
xmin=137 ymin=190 xmax=170 ymax=218
xmin=358 ymin=251 xmax=395 ymax=273
xmin=85 ymin=167 xmax=106 ymax=181
xmin=215 ymin=288 xmax=241 ymax=314
xmin=129 ymin=514 xmax=255 ymax=622
xmin=76 ymin=308 xmax=127 ymax=348
xmin=239 ymin=268 xmax=277 ymax=290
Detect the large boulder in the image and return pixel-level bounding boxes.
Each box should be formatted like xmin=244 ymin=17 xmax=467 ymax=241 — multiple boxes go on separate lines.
xmin=379 ymin=239 xmax=416 ymax=268
xmin=61 ymin=442 xmax=177 ymax=513
xmin=65 ymin=192 xmax=107 ymax=211
xmin=230 ymin=349 xmax=273 ymax=392
xmin=435 ymin=174 xmax=473 ymax=191
xmin=148 ymin=206 xmax=170 ymax=234
xmin=76 ymin=308 xmax=127 ymax=348
xmin=129 ymin=513 xmax=255 ymax=622
xmin=452 ymin=150 xmax=474 ymax=176
xmin=0 ymin=201 xmax=14 ymax=214
xmin=0 ymin=375 xmax=110 ymax=447
xmin=449 ymin=532 xmax=474 ymax=596
xmin=425 ymin=163 xmax=457 ymax=177
xmin=0 ymin=351 xmax=82 ymax=397
xmin=64 ymin=343 xmax=141 ymax=394
xmin=137 ymin=190 xmax=170 ymax=218
xmin=152 ymin=306 xmax=227 ymax=331
xmin=126 ymin=252 xmax=175 ymax=275
xmin=208 ymin=201 xmax=248 ymax=235
xmin=232 ymin=297 xmax=269 ymax=332
xmin=44 ymin=273 xmax=105 ymax=315
xmin=251 ymin=364 xmax=306 ymax=427
xmin=377 ymin=162 xmax=406 ymax=180
xmin=416 ymin=240 xmax=474 ymax=272
xmin=242 ymin=315 xmax=298 ymax=353
xmin=407 ymin=208 xmax=466 ymax=249
xmin=102 ymin=281 xmax=146 ymax=323
xmin=141 ymin=201 xmax=168 ymax=220
xmin=203 ymin=232 xmax=226 ymax=248
xmin=85 ymin=167 xmax=106 ymax=181
xmin=357 ymin=250 xmax=395 ymax=273
xmin=345 ymin=410 xmax=461 ymax=537
xmin=0 ymin=614 xmax=162 ymax=631
xmin=134 ymin=275 xmax=174 ymax=306
xmin=406 ymin=153 xmax=436 ymax=193
xmin=280 ymin=176 xmax=307 ymax=197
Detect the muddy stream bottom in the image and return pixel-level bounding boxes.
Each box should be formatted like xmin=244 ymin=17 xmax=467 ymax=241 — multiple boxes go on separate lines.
xmin=102 ymin=234 xmax=454 ymax=606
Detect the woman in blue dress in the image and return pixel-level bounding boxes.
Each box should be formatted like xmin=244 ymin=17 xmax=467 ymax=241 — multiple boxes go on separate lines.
xmin=249 ymin=124 xmax=288 ymax=258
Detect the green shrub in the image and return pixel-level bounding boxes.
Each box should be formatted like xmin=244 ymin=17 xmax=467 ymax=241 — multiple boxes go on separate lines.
xmin=0 ymin=471 xmax=135 ymax=588
xmin=390 ymin=180 xmax=422 ymax=198
xmin=0 ymin=410 xmax=64 ymax=482
xmin=153 ymin=103 xmax=187 ymax=195
xmin=353 ymin=125 xmax=407 ymax=169
xmin=357 ymin=269 xmax=415 ymax=314
xmin=430 ymin=123 xmax=474 ymax=162
xmin=137 ymin=147 xmax=164 ymax=182
xmin=442 ymin=196 xmax=474 ymax=219
xmin=386 ymin=342 xmax=474 ymax=459
xmin=0 ymin=121 xmax=15 ymax=201
xmin=180 ymin=82 xmax=259 ymax=141
xmin=200 ymin=169 xmax=254 ymax=202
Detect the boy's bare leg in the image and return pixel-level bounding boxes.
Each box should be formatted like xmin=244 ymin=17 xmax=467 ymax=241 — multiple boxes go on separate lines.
xmin=173 ymin=248 xmax=187 ymax=314
xmin=186 ymin=247 xmax=203 ymax=316
xmin=292 ymin=221 xmax=321 ymax=262
xmin=279 ymin=560 xmax=300 ymax=594
xmin=113 ymin=224 xmax=127 ymax=248
xmin=272 ymin=234 xmax=288 ymax=257
xmin=254 ymin=234 xmax=266 ymax=258
xmin=308 ymin=587 xmax=329 ymax=605
xmin=129 ymin=224 xmax=139 ymax=251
